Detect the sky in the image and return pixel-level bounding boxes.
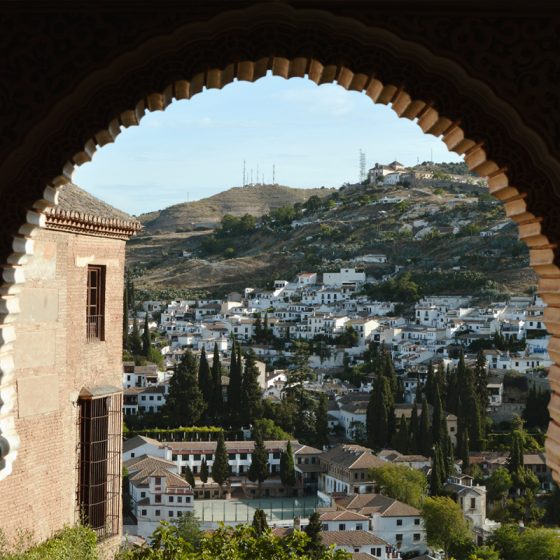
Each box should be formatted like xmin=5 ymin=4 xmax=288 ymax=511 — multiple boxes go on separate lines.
xmin=73 ymin=74 xmax=462 ymax=216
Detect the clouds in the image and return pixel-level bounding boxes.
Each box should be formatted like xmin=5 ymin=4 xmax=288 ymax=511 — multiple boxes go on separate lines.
xmin=272 ymin=82 xmax=358 ymax=117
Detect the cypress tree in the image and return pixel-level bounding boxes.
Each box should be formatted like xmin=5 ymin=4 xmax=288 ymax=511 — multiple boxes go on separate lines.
xmin=129 ymin=317 xmax=143 ymax=356
xmin=430 ymin=444 xmax=444 ymax=496
xmin=164 ymin=350 xmax=206 ymax=427
xmin=425 ymin=362 xmax=435 ymax=405
xmin=409 ymin=401 xmax=419 ymax=454
xmin=314 ymin=394 xmax=329 ymax=450
xmin=240 ymin=349 xmax=264 ymax=427
xmin=200 ymin=457 xmax=209 ymax=483
xmin=305 ymin=512 xmax=326 ymax=559
xmin=394 ymin=415 xmax=409 ymax=454
xmin=227 ymin=343 xmax=243 ymax=426
xmin=142 ymin=314 xmax=151 ymax=357
xmin=252 ymin=509 xmax=268 ymax=535
xmin=280 ymin=440 xmax=296 ymax=494
xmin=367 ymin=375 xmax=391 ymax=449
xmin=395 ymin=376 xmax=405 ymax=404
xmin=459 ymin=428 xmax=470 ymax=472
xmin=419 ymin=396 xmax=432 ymax=456
xmin=446 ymin=366 xmax=459 ymax=415
xmin=210 ymin=343 xmax=223 ymax=421
xmin=431 ymin=383 xmax=445 ymax=447
xmin=508 ymin=429 xmax=525 ymax=474
xmin=211 ymin=432 xmax=230 ymax=487
xmin=474 ymin=350 xmax=488 ymax=418
xmin=183 ymin=464 xmax=195 ymax=487
xmin=248 ymin=428 xmax=269 ymax=497
xmin=198 ymin=347 xmax=213 ymax=408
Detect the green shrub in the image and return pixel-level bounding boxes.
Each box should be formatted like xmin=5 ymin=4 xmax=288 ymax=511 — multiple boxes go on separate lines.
xmin=0 ymin=526 xmax=98 ymax=560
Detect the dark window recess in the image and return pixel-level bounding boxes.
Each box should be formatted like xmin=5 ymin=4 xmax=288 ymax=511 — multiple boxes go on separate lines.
xmin=86 ymin=265 xmax=106 ymax=341
xmin=77 ymin=391 xmax=121 ymax=540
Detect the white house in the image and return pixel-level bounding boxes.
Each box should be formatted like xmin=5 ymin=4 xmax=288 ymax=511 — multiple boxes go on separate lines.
xmin=319 ymin=510 xmax=371 ymax=532
xmin=125 ymin=454 xmax=194 ymax=539
xmin=334 ymin=494 xmax=426 ymax=554
xmin=323 ymin=268 xmax=366 ymax=288
xmin=321 ymin=531 xmax=401 ymax=560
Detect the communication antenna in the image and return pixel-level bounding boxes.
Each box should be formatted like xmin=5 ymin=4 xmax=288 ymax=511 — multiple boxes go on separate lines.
xmin=243 ymin=160 xmax=246 ymax=186
xmin=359 ymin=150 xmax=366 ymax=182
xmin=250 ymin=169 xmax=253 ymax=185
xmin=273 ymin=164 xmax=276 ymax=184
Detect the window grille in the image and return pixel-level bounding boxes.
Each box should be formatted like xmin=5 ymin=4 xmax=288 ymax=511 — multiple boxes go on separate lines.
xmin=77 ymin=388 xmax=121 ymax=539
xmin=86 ymin=265 xmax=106 ymax=341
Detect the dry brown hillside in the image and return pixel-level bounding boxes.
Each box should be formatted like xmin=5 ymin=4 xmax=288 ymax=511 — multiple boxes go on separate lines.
xmin=139 ymin=184 xmax=334 ymax=233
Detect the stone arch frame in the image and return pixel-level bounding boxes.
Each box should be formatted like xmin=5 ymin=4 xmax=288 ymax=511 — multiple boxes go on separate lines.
xmin=1 ymin=3 xmax=560 ymax=482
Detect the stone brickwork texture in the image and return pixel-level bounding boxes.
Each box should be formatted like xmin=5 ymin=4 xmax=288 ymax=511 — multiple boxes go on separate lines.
xmin=0 ymin=229 xmax=124 ymax=544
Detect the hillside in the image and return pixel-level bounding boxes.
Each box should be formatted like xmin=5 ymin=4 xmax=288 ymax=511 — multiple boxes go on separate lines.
xmin=138 ymin=184 xmax=335 ymax=233
xmin=127 ymin=168 xmax=536 ymax=297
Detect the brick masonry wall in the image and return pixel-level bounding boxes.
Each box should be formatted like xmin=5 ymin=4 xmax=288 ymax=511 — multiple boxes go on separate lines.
xmin=0 ymin=228 xmax=125 ymax=546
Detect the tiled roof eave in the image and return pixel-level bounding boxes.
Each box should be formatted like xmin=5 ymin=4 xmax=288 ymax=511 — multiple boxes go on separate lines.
xmin=44 ymin=209 xmax=141 ymax=240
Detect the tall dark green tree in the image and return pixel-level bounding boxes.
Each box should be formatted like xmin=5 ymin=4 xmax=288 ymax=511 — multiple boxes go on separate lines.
xmin=210 ymin=343 xmax=224 ymax=421
xmin=304 ymin=512 xmax=326 ymax=560
xmin=248 ymin=428 xmax=269 ymax=497
xmin=474 ymin=350 xmax=488 ymax=422
xmin=164 ymin=350 xmax=206 ymax=427
xmin=431 ymin=383 xmax=446 ymax=448
xmin=430 ymin=444 xmax=445 ymax=496
xmin=458 ymin=427 xmax=470 ymax=472
xmin=367 ymin=375 xmax=391 ymax=449
xmin=446 ymin=366 xmax=460 ymax=415
xmin=198 ymin=347 xmax=213 ymax=408
xmin=314 ymin=394 xmax=329 ymax=450
xmin=418 ymin=396 xmax=432 ymax=456
xmin=240 ymin=349 xmax=264 ymax=427
xmin=211 ymin=432 xmax=230 ymax=487
xmin=129 ymin=317 xmax=143 ymax=356
xmin=458 ymin=357 xmax=483 ymax=451
xmin=183 ymin=464 xmax=195 ymax=487
xmin=393 ymin=415 xmax=409 ymax=454
xmin=200 ymin=457 xmax=209 ymax=483
xmin=280 ymin=440 xmax=296 ymax=494
xmin=425 ymin=362 xmax=436 ymax=405
xmin=254 ymin=314 xmax=263 ymax=342
xmin=252 ymin=509 xmax=268 ymax=535
xmin=227 ymin=342 xmax=243 ymax=426
xmin=142 ymin=314 xmax=151 ymax=357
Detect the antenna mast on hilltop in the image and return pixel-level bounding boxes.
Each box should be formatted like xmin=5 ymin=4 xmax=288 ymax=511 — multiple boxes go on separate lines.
xmin=243 ymin=160 xmax=246 ymax=186
xmin=273 ymin=164 xmax=276 ymax=185
xmin=359 ymin=150 xmax=366 ymax=182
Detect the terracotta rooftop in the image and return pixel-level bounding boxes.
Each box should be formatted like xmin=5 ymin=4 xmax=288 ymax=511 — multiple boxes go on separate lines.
xmin=319 ymin=510 xmax=370 ymax=522
xmin=44 ymin=182 xmax=141 ymax=239
xmin=320 ymin=444 xmax=385 ymax=470
xmin=335 ymin=493 xmax=421 ymax=517
xmin=321 ymin=530 xmax=388 ymax=546
xmin=123 ymin=435 xmax=162 ymax=453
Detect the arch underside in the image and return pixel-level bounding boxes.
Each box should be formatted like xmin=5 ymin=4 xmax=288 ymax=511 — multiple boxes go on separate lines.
xmin=1 ymin=4 xmax=560 ymax=482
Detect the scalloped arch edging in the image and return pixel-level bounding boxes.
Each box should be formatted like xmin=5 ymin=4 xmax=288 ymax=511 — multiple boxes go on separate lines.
xmin=1 ymin=6 xmax=559 ymax=484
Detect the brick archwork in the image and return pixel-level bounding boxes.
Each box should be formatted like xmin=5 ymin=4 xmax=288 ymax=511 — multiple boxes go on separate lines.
xmin=1 ymin=3 xmax=560 ymax=483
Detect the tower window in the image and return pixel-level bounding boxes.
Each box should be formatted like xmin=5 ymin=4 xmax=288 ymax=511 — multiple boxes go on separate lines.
xmin=77 ymin=389 xmax=121 ymax=539
xmin=86 ymin=265 xmax=106 ymax=341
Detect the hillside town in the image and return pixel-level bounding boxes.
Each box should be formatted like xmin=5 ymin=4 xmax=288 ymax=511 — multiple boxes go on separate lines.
xmin=121 ymin=255 xmax=553 ymax=559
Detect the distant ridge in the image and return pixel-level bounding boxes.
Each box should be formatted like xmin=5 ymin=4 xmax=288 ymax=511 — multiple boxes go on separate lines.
xmin=139 ymin=184 xmax=334 ymax=233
